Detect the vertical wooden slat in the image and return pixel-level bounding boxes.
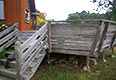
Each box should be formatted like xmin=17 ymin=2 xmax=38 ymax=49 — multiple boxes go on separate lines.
xmin=15 ymin=41 xmax=22 ymax=80
xmin=90 ymin=21 xmax=102 ymax=56
xmin=96 ymin=22 xmax=110 ymax=57
xmin=110 ymin=31 xmax=116 ymax=49
xmin=48 ymin=22 xmax=52 ymax=53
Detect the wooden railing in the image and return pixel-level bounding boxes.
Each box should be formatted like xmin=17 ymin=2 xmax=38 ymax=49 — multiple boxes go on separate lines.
xmin=98 ymin=21 xmax=116 ymax=60
xmin=15 ymin=23 xmax=48 ymax=80
xmin=49 ymin=19 xmax=116 ymax=71
xmin=0 ymin=23 xmax=18 ymax=52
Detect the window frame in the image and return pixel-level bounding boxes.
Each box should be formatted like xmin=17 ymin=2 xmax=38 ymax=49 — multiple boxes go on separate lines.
xmin=0 ymin=0 xmax=5 ymax=20
xmin=25 ymin=8 xmax=30 ymax=23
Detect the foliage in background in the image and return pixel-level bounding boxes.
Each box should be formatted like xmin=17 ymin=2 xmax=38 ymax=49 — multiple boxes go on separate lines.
xmin=67 ymin=13 xmax=80 ymax=20
xmin=36 ymin=12 xmax=47 ymax=29
xmin=66 ymin=10 xmax=111 ymax=21
xmin=92 ymin=0 xmax=116 ymax=21
xmin=66 ymin=10 xmax=112 ymax=24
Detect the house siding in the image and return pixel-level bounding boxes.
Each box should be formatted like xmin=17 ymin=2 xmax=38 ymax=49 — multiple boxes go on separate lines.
xmin=0 ymin=0 xmax=32 ymax=31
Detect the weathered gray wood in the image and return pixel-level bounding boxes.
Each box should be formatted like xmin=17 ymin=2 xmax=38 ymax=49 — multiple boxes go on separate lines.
xmin=0 ymin=29 xmax=17 ymax=45
xmin=21 ymin=23 xmax=47 ymax=51
xmin=23 ymin=49 xmax=46 ymax=80
xmin=48 ymin=22 xmax=52 ymax=53
xmin=100 ymin=24 xmax=116 ymax=52
xmin=51 ymin=22 xmax=98 ymax=56
xmin=21 ymin=30 xmax=47 ymax=63
xmin=15 ymin=41 xmax=23 ymax=80
xmin=51 ymin=35 xmax=93 ymax=41
xmin=0 ymin=31 xmax=18 ymax=53
xmin=0 ymin=65 xmax=16 ymax=79
xmin=18 ymin=31 xmax=35 ymax=41
xmin=96 ymin=22 xmax=109 ymax=57
xmin=13 ymin=24 xmax=48 ymax=80
xmin=90 ymin=21 xmax=102 ymax=56
xmin=51 ymin=19 xmax=116 ymax=24
xmin=51 ymin=48 xmax=90 ymax=56
xmin=21 ymin=38 xmax=47 ymax=74
xmin=51 ymin=43 xmax=91 ymax=51
xmin=0 ymin=23 xmax=17 ymax=38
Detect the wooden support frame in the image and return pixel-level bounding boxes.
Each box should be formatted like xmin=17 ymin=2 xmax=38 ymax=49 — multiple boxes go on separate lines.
xmin=47 ymin=21 xmax=52 ymax=53
xmin=90 ymin=21 xmax=103 ymax=56
xmin=13 ymin=23 xmax=48 ymax=80
xmin=96 ymin=22 xmax=110 ymax=57
xmin=15 ymin=41 xmax=23 ymax=80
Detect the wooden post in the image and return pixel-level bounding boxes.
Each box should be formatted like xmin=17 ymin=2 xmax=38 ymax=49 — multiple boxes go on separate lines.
xmin=96 ymin=21 xmax=109 ymax=57
xmin=90 ymin=21 xmax=102 ymax=56
xmin=15 ymin=41 xmax=22 ymax=80
xmin=47 ymin=21 xmax=52 ymax=53
xmin=86 ymin=56 xmax=90 ymax=72
xmin=102 ymin=50 xmax=107 ymax=62
xmin=110 ymin=31 xmax=116 ymax=57
xmin=47 ymin=21 xmax=52 ymax=63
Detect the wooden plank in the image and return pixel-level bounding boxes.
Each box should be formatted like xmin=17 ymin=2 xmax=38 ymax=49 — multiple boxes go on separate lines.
xmin=20 ymin=30 xmax=47 ymax=63
xmin=51 ymin=48 xmax=90 ymax=56
xmin=48 ymin=22 xmax=52 ymax=53
xmin=51 ymin=23 xmax=98 ymax=28
xmin=51 ymin=42 xmax=92 ymax=51
xmin=101 ymin=24 xmax=116 ymax=50
xmin=96 ymin=22 xmax=109 ymax=57
xmin=51 ymin=36 xmax=94 ymax=41
xmin=110 ymin=31 xmax=116 ymax=49
xmin=21 ymin=38 xmax=47 ymax=74
xmin=0 ymin=65 xmax=16 ymax=79
xmin=52 ymin=31 xmax=97 ymax=36
xmin=0 ymin=35 xmax=18 ymax=53
xmin=0 ymin=23 xmax=17 ymax=38
xmin=51 ymin=19 xmax=116 ymax=24
xmin=5 ymin=35 xmax=18 ymax=48
xmin=0 ymin=29 xmax=18 ymax=45
xmin=18 ymin=31 xmax=35 ymax=39
xmin=90 ymin=21 xmax=102 ymax=56
xmin=23 ymin=49 xmax=46 ymax=80
xmin=15 ymin=41 xmax=23 ymax=80
xmin=21 ymin=24 xmax=47 ymax=52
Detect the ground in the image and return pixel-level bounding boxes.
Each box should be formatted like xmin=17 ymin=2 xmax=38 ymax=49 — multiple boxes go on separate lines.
xmin=31 ymin=49 xmax=116 ymax=80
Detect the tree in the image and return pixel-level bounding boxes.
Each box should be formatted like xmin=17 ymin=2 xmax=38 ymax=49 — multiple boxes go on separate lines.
xmin=67 ymin=10 xmax=107 ymax=21
xmin=67 ymin=13 xmax=80 ymax=21
xmin=92 ymin=0 xmax=116 ymax=21
xmin=36 ymin=12 xmax=47 ymax=29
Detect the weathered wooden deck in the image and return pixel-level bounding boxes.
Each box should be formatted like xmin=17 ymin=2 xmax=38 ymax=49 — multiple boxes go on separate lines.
xmin=0 ymin=19 xmax=116 ymax=80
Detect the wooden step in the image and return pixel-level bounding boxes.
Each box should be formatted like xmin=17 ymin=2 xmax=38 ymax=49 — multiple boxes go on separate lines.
xmin=0 ymin=65 xmax=16 ymax=79
xmin=0 ymin=75 xmax=15 ymax=80
xmin=0 ymin=59 xmax=16 ymax=68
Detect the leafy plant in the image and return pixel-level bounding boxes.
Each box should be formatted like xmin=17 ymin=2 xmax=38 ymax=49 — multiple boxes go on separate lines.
xmin=0 ymin=49 xmax=6 ymax=59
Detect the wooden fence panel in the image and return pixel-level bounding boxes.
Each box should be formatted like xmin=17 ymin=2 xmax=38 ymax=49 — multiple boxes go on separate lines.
xmin=51 ymin=23 xmax=98 ymax=56
xmin=102 ymin=24 xmax=116 ymax=49
xmin=15 ymin=23 xmax=48 ymax=80
xmin=0 ymin=24 xmax=18 ymax=53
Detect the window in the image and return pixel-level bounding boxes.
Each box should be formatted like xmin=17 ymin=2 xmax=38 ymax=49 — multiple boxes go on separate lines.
xmin=25 ymin=9 xmax=30 ymax=23
xmin=0 ymin=0 xmax=4 ymax=19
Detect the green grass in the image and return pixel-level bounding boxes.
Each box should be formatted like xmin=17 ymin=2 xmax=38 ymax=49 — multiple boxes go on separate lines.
xmin=31 ymin=50 xmax=116 ymax=80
